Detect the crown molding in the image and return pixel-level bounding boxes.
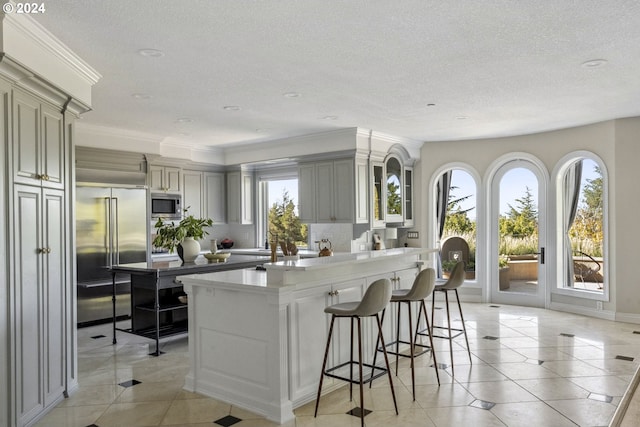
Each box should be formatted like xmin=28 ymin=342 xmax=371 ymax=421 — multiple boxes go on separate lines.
xmin=2 ymin=8 xmax=101 ymax=84
xmin=0 ymin=7 xmax=100 ymax=108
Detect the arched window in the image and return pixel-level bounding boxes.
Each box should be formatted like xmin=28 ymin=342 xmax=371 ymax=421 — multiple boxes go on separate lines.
xmin=436 ymin=168 xmax=478 ymax=280
xmin=557 ymin=154 xmax=607 ymax=296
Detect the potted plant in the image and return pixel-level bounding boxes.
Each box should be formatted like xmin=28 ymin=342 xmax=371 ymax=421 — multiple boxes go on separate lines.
xmin=499 ymin=255 xmax=511 ymax=290
xmin=153 ymin=209 xmax=213 ymax=263
xmin=441 ymin=259 xmax=458 ymax=279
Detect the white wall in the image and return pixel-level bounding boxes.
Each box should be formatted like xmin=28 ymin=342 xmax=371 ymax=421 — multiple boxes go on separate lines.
xmin=418 ymin=119 xmax=640 ymax=319
xmin=612 ymin=118 xmax=640 ymax=321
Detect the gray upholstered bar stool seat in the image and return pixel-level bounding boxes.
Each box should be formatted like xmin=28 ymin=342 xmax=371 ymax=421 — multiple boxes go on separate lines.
xmin=371 ymin=268 xmax=440 ymax=400
xmin=314 ymin=278 xmax=398 ymax=427
xmin=429 ymin=260 xmax=472 ymax=376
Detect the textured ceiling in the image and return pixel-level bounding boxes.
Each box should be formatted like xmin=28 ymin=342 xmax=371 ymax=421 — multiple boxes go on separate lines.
xmin=33 ymin=0 xmax=640 ymax=148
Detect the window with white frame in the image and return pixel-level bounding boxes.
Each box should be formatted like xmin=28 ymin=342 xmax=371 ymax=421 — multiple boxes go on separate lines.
xmin=559 ymin=156 xmax=607 ymax=294
xmin=257 ymin=174 xmax=307 ymax=249
xmin=436 ymin=168 xmax=477 ymax=279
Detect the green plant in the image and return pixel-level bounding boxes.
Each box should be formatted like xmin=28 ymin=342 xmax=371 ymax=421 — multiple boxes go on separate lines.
xmin=499 ymin=255 xmax=510 ymax=268
xmin=152 ymin=208 xmax=213 ymax=253
xmin=441 ymin=260 xmax=458 ymax=272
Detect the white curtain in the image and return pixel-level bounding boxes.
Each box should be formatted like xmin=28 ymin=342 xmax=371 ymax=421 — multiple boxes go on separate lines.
xmin=563 ymin=160 xmax=583 ymax=286
xmin=436 ymin=170 xmax=452 ymax=276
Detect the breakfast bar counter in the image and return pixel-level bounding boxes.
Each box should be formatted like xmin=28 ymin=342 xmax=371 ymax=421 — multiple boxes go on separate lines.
xmin=178 ymin=247 xmax=436 ymax=423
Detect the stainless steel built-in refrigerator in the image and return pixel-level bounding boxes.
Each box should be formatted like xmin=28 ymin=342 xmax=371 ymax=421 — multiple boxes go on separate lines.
xmin=76 ymin=185 xmax=148 ymax=326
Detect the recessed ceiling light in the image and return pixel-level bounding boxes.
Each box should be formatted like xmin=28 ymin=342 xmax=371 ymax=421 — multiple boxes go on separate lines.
xmin=223 ymin=105 xmax=241 ymax=111
xmin=176 ymin=117 xmax=193 ymax=123
xmin=581 ymin=59 xmax=607 ymax=69
xmin=131 ymin=93 xmax=153 ymax=100
xmin=138 ymin=48 xmax=165 ymax=58
xmin=178 ymin=132 xmax=190 ymax=137
xmin=283 ymin=92 xmax=301 ymax=98
xmin=322 ymin=115 xmax=338 ymax=120
xmin=455 ymin=115 xmax=468 ymax=120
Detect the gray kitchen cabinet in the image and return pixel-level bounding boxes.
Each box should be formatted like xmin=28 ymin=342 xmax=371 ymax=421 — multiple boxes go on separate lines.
xmin=227 ymin=170 xmax=253 ymax=224
xmin=182 ymin=170 xmax=204 ymax=218
xmin=8 ymin=84 xmax=74 ymax=427
xmin=204 ymin=172 xmax=226 ymax=224
xmin=12 ymin=88 xmax=64 ymax=190
xmin=13 ymin=185 xmax=67 ymax=423
xmin=297 ymin=163 xmax=315 ymax=223
xmin=298 ymin=157 xmax=367 ymax=224
xmin=149 ymin=165 xmax=181 ymax=193
xmin=6 ymin=81 xmax=77 ymax=427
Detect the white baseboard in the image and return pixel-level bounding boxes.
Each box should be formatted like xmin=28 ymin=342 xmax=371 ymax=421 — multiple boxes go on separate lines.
xmin=615 ymin=311 xmax=640 ymax=325
xmin=549 ymin=301 xmax=616 ymax=321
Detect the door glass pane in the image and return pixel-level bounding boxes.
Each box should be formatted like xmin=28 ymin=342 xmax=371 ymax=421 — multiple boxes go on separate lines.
xmin=498 ymin=168 xmax=538 ymax=294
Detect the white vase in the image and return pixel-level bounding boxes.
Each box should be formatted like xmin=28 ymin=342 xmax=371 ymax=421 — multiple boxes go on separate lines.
xmin=180 ymin=237 xmax=200 ymax=263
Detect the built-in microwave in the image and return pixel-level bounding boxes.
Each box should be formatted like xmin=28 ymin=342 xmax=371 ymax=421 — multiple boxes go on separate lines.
xmin=150 ymin=193 xmax=182 ymax=220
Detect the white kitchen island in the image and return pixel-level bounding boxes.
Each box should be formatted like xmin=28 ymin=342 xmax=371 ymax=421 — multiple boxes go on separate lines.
xmin=178 ymin=247 xmax=436 ymax=424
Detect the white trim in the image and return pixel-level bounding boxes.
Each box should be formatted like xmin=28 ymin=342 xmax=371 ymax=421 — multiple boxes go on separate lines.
xmin=550 ymin=301 xmax=615 ymax=321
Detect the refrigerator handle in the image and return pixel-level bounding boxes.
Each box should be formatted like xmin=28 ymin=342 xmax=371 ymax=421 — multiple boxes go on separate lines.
xmin=105 ymin=197 xmax=112 ymax=267
xmin=113 ymin=197 xmax=120 ymax=266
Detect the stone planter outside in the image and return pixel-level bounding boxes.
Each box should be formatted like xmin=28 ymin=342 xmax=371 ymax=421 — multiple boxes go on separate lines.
xmin=499 ymin=267 xmax=511 ymax=290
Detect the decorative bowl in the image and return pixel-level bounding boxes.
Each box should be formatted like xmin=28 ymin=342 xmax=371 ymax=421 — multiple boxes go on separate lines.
xmin=204 ymin=252 xmax=231 ymax=262
xmin=221 ymin=239 xmax=234 ymax=249
xmin=177 ymin=295 xmax=188 ymax=304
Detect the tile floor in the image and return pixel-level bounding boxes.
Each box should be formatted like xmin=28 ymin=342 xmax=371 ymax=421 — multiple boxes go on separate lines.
xmin=35 ymin=303 xmax=640 ymax=427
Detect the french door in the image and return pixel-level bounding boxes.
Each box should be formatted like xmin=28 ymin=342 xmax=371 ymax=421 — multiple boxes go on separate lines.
xmin=489 ymin=159 xmax=547 ymax=308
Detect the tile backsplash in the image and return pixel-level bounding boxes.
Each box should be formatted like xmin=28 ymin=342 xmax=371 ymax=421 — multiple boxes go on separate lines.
xmin=308 ymin=223 xmax=354 ymax=253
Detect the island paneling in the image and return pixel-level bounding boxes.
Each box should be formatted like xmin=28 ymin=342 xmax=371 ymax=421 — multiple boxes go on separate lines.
xmin=178 ymin=248 xmax=436 ymax=423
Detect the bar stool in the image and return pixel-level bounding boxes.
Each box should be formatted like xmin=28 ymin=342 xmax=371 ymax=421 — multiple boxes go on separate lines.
xmin=428 ymin=260 xmax=472 ymax=376
xmin=371 ymin=268 xmax=441 ymax=400
xmin=314 ymin=278 xmax=398 ymax=427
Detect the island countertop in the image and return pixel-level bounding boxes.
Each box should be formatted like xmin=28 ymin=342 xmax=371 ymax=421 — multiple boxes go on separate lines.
xmin=110 ymin=254 xmax=269 ymax=275
xmin=178 ymin=247 xmax=436 ymax=288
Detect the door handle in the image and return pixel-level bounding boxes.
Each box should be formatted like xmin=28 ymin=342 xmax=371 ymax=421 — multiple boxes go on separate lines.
xmin=534 ymin=247 xmax=545 ymax=264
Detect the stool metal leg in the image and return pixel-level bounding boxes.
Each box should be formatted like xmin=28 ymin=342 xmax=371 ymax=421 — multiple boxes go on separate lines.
xmin=407 ymin=301 xmax=415 ymax=400
xmin=395 ymin=301 xmax=401 ymax=375
xmin=350 ymin=317 xmax=354 ymax=401
xmin=455 ymin=289 xmax=472 ymax=363
xmin=444 ymin=290 xmax=455 ymax=376
xmin=369 ymin=308 xmax=385 ymax=387
xmin=357 ymin=317 xmax=365 ymax=427
xmin=418 ymin=300 xmax=440 ymax=385
xmin=375 ymin=313 xmax=398 ymax=415
xmin=315 ymin=315 xmax=336 ymax=417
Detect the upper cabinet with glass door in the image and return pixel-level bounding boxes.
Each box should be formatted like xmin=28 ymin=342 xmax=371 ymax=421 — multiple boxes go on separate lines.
xmin=371 ymin=145 xmax=415 ymax=228
xmin=385 ymin=156 xmax=404 ymax=223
